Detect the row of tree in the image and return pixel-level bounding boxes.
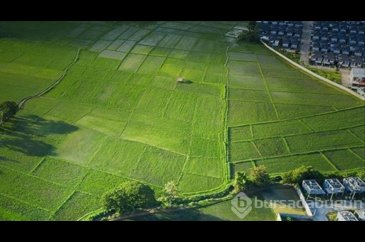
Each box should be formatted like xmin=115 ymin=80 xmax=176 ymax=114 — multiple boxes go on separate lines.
xmin=0 ymin=101 xmax=18 ymax=126
xmin=103 ymin=166 xmax=272 ymax=216
xmin=282 ymin=165 xmax=365 ymax=184
xmin=103 ymin=164 xmax=365 ymax=217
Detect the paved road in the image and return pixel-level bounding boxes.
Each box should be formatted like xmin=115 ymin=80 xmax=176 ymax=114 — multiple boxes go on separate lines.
xmin=300 ymin=21 xmax=313 ymax=65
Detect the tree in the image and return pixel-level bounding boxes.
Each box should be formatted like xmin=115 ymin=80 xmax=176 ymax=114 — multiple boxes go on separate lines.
xmin=250 ymin=165 xmax=271 ymax=187
xmin=0 ymin=101 xmax=18 ymax=125
xmin=243 ymin=21 xmax=260 ymax=43
xmin=247 ymin=21 xmax=257 ymax=32
xmin=102 ymin=181 xmax=157 ymax=215
xmin=233 ymin=171 xmax=249 ymax=193
xmin=159 ymin=181 xmax=178 ymax=207
xmin=282 ymin=166 xmax=323 ymax=184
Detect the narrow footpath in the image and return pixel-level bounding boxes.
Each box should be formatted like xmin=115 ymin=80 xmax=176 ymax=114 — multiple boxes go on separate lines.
xmin=17 ymin=48 xmax=82 ymax=109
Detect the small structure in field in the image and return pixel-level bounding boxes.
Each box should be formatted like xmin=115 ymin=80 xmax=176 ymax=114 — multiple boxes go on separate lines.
xmin=176 ymin=77 xmax=192 ymax=84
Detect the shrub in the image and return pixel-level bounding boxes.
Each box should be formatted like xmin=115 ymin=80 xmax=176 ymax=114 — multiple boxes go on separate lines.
xmin=250 ymin=165 xmax=271 ymax=187
xmin=0 ymin=101 xmax=18 ymax=125
xmin=282 ymin=166 xmax=323 ymax=184
xmin=102 ymin=181 xmax=158 ymax=215
xmin=233 ymin=171 xmax=250 ymax=193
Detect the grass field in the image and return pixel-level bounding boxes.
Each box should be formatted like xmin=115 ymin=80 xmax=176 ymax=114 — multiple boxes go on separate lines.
xmin=0 ymin=21 xmax=364 ymax=221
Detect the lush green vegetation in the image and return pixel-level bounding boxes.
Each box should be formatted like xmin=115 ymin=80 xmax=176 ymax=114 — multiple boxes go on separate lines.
xmin=102 ymin=181 xmax=157 ymax=215
xmin=281 ymin=165 xmax=365 ymax=186
xmin=307 ymin=66 xmax=342 ymax=84
xmin=282 ymin=166 xmax=323 ymax=184
xmin=0 ymin=21 xmax=364 ymax=220
xmin=228 ymin=43 xmax=365 ymax=179
xmin=0 ymin=21 xmax=233 ymax=220
xmin=0 ymin=101 xmax=18 ymax=125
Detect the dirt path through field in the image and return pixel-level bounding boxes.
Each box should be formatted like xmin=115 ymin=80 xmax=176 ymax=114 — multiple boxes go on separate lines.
xmin=17 ymin=48 xmax=82 ymax=109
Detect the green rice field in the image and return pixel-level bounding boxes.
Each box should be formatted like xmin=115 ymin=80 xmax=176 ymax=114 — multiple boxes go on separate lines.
xmin=0 ymin=21 xmax=364 ymax=220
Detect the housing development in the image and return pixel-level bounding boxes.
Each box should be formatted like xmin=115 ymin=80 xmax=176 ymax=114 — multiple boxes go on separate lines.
xmin=0 ymin=21 xmax=364 ymax=221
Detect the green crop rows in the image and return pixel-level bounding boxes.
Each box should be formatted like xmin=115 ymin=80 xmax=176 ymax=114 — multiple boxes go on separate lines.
xmin=0 ymin=21 xmax=364 ymax=221
xmin=228 ymin=44 xmax=365 ymax=176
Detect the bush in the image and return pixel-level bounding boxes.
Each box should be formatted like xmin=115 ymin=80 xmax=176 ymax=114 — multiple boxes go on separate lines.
xmin=102 ymin=181 xmax=158 ymax=215
xmin=233 ymin=171 xmax=250 ymax=192
xmin=282 ymin=166 xmax=323 ymax=184
xmin=250 ymin=166 xmax=271 ymax=187
xmin=0 ymin=101 xmax=18 ymax=125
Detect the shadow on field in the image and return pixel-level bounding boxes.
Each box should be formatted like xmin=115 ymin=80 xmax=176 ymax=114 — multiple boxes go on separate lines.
xmin=0 ymin=114 xmax=78 ymax=157
xmin=128 ymin=208 xmax=224 ymax=221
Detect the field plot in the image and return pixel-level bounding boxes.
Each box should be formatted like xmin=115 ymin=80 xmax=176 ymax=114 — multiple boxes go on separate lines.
xmin=53 ymin=191 xmax=101 ymax=221
xmin=228 ymin=100 xmax=277 ymax=125
xmin=31 ymin=157 xmax=88 ymax=187
xmin=229 ymin=126 xmax=252 ymax=141
xmin=350 ymin=125 xmax=365 ymax=142
xmin=285 ymin=130 xmax=363 ymax=153
xmin=322 ymin=149 xmax=365 ymax=170
xmin=0 ymin=21 xmax=364 ymax=221
xmin=229 ymin=141 xmax=261 ymax=162
xmin=251 ymin=119 xmax=310 ymax=139
xmin=0 ymin=193 xmax=51 ymax=221
xmin=351 ymin=147 xmax=365 ymax=159
xmin=302 ymin=107 xmax=365 ymax=132
xmin=132 ymin=146 xmax=186 ymax=186
xmin=227 ymin=34 xmax=364 ymax=179
xmin=228 ymin=75 xmax=265 ymax=90
xmin=254 ymin=137 xmax=290 ymax=157
xmin=254 ymin=153 xmax=336 ymax=174
xmin=228 ymin=88 xmax=270 ymax=102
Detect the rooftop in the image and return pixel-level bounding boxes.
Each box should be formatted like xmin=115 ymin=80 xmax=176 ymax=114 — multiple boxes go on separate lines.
xmin=337 ymin=211 xmax=358 ymax=221
xmin=324 ymin=179 xmax=345 ymax=194
xmin=302 ymin=180 xmax=326 ymax=195
xmin=351 ymin=68 xmax=365 ymax=77
xmin=342 ymin=177 xmax=365 ymax=193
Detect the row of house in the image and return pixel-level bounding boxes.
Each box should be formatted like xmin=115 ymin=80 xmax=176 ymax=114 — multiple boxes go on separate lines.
xmin=257 ymin=21 xmax=303 ymax=51
xmin=302 ymin=177 xmax=365 ymax=221
xmin=310 ymin=21 xmax=365 ymax=68
xmin=309 ymin=52 xmax=363 ymax=68
xmin=337 ymin=210 xmax=365 ymax=221
xmin=302 ymin=177 xmax=365 ymax=198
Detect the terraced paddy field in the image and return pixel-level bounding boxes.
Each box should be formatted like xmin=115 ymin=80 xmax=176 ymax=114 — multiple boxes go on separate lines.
xmin=0 ymin=21 xmax=364 ymax=221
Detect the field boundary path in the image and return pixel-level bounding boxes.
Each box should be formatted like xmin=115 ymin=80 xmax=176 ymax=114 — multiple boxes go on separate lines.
xmin=17 ymin=48 xmax=83 ymax=109
xmin=260 ymin=40 xmax=365 ymax=101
